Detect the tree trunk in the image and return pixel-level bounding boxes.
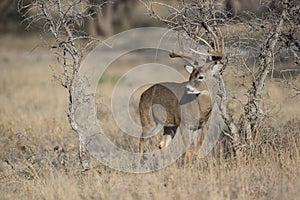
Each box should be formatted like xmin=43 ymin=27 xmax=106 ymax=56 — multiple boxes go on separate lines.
xmin=242 ymin=0 xmax=287 ymax=147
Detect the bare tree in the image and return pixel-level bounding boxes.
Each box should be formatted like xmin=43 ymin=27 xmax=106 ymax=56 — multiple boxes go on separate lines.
xmin=18 ymin=0 xmax=103 ymax=170
xmin=226 ymin=0 xmax=300 ymax=156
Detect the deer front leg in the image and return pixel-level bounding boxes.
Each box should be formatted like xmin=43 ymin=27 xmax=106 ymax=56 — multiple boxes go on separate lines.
xmin=159 ymin=134 xmax=172 ymax=149
xmin=159 ymin=126 xmax=177 ymax=149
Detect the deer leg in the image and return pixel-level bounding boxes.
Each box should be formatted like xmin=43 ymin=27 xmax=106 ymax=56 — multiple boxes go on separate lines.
xmin=159 ymin=134 xmax=172 ymax=149
xmin=139 ymin=137 xmax=145 ymax=154
xmin=139 ymin=124 xmax=157 ymax=154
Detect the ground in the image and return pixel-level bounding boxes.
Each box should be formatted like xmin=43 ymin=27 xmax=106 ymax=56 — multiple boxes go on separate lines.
xmin=0 ymin=33 xmax=299 ymax=199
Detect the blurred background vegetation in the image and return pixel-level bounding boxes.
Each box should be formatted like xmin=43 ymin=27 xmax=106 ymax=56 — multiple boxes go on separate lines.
xmin=0 ymin=0 xmax=281 ymax=36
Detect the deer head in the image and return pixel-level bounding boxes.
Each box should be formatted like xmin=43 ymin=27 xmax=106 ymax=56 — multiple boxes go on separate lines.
xmin=170 ymin=24 xmax=225 ymax=96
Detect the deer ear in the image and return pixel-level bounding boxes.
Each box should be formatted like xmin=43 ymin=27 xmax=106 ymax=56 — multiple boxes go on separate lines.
xmin=184 ymin=65 xmax=194 ymax=74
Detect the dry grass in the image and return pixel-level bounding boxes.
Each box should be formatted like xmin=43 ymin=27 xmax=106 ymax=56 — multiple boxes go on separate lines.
xmin=0 ymin=34 xmax=299 ymax=200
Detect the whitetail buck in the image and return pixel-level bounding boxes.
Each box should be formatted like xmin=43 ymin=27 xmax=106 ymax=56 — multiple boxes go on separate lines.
xmin=138 ymin=25 xmax=225 ymax=155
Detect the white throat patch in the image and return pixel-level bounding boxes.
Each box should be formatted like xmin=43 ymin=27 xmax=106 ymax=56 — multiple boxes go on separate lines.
xmin=186 ymin=84 xmax=209 ymax=95
xmin=186 ymin=84 xmax=201 ymax=95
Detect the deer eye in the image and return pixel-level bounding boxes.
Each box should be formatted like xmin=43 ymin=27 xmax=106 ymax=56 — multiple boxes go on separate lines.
xmin=198 ymin=75 xmax=204 ymax=80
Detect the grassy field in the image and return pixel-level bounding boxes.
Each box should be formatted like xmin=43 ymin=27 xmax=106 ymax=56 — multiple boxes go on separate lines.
xmin=0 ymin=33 xmax=299 ymax=200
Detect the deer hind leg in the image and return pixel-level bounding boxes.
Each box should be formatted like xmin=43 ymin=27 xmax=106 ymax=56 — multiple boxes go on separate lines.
xmin=139 ymin=123 xmax=160 ymax=153
xmin=159 ymin=126 xmax=177 ymax=149
xmin=139 ymin=109 xmax=158 ymax=154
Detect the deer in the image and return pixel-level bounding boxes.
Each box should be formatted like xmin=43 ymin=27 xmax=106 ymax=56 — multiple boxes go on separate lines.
xmin=138 ymin=25 xmax=225 ymax=155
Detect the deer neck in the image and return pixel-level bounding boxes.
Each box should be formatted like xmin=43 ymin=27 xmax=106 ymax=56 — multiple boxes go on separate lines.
xmin=205 ymin=72 xmax=222 ymax=103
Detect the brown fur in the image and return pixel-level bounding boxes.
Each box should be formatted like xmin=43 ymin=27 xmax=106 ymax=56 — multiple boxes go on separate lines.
xmin=138 ymin=65 xmax=213 ymax=154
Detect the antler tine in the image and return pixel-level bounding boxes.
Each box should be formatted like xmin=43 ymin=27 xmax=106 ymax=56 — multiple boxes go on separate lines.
xmin=195 ymin=35 xmax=214 ymax=52
xmin=170 ymin=31 xmax=194 ymax=65
xmin=169 ymin=51 xmax=196 ymax=66
xmin=189 ymin=48 xmax=214 ymax=56
xmin=215 ymin=27 xmax=224 ymax=59
xmin=169 ymin=51 xmax=194 ymax=60
xmin=203 ymin=23 xmax=224 ymax=59
xmin=190 ymin=26 xmax=200 ymax=49
xmin=203 ymin=23 xmax=219 ymax=52
xmin=177 ymin=30 xmax=184 ymax=54
xmin=218 ymin=27 xmax=225 ymax=57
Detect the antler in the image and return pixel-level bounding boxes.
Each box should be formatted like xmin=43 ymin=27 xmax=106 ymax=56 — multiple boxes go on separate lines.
xmin=190 ymin=23 xmax=224 ymax=60
xmin=170 ymin=24 xmax=224 ymax=66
